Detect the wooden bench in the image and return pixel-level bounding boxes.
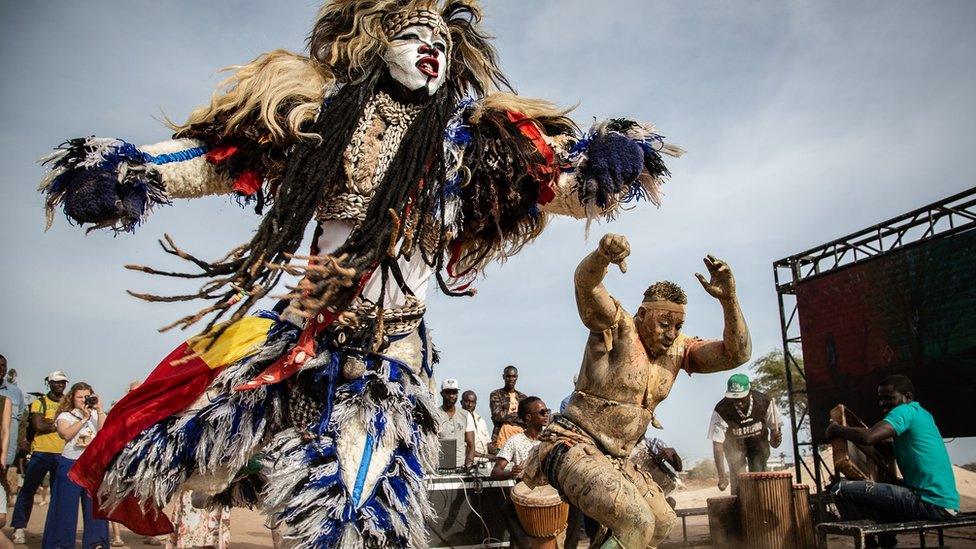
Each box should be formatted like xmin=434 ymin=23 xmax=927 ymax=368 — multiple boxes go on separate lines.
xmin=816 ymin=513 xmax=976 ymax=548
xmin=661 ymin=506 xmax=710 ymax=547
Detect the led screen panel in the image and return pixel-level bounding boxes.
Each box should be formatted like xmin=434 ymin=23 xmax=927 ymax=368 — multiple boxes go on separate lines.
xmin=796 ymin=229 xmax=976 ymax=443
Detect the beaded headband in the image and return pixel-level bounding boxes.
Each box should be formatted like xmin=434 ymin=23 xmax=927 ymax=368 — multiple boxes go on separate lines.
xmin=383 ymin=9 xmax=451 ymax=48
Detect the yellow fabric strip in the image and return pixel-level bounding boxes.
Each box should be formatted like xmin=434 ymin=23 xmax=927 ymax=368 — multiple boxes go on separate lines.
xmin=189 ymin=316 xmax=274 ymax=369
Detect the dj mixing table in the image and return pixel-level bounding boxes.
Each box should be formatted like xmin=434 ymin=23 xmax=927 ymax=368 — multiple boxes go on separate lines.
xmin=426 ymin=471 xmax=515 ymax=548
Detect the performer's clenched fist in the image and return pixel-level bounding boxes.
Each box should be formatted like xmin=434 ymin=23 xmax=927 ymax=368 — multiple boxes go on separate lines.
xmin=598 ymin=233 xmax=631 ymax=273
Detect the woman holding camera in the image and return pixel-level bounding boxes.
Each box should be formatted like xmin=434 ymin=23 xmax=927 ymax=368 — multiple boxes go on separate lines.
xmin=42 ymin=382 xmax=109 ymax=548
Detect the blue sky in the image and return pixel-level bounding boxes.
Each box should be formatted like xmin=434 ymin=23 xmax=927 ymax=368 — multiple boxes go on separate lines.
xmin=2 ymin=1 xmax=975 ymax=466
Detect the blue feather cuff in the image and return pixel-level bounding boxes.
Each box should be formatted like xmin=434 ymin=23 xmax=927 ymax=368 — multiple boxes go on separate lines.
xmin=39 ymin=137 xmax=174 ymax=233
xmin=570 ymin=119 xmax=674 ymax=213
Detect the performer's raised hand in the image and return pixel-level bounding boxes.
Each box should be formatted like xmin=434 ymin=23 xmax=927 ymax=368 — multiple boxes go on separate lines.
xmin=695 ymin=254 xmax=735 ymax=301
xmin=598 ymin=233 xmax=631 ymax=274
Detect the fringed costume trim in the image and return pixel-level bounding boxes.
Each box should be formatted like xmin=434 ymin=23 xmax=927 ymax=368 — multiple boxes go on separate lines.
xmin=98 ymin=319 xmax=298 ymax=519
xmin=266 ymin=342 xmax=438 ymax=548
xmin=97 ymin=319 xmax=438 ymax=548
xmin=39 ymin=137 xmax=237 ymax=233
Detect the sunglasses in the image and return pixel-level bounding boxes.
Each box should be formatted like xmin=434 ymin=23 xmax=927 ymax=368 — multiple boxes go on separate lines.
xmin=536 ymin=408 xmax=551 ymax=416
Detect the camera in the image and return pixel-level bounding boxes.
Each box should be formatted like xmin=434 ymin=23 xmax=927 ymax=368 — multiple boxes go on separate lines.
xmin=84 ymin=394 xmax=98 ymax=407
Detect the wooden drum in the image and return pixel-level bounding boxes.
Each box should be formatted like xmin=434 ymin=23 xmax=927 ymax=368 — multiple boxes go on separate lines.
xmin=706 ymin=496 xmax=743 ymax=548
xmin=737 ymin=471 xmax=797 ymax=549
xmin=792 ymin=484 xmax=815 ymax=548
xmin=829 ymin=404 xmax=898 ymax=483
xmin=511 ymin=482 xmax=569 ymax=538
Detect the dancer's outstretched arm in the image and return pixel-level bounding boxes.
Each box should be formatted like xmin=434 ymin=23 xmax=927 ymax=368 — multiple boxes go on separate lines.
xmin=574 ymin=233 xmax=631 ymax=333
xmin=39 ymin=50 xmax=327 ymax=234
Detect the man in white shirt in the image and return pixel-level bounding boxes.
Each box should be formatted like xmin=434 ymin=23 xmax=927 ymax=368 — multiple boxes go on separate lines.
xmin=491 ymin=397 xmax=549 ymax=481
xmin=435 ymin=378 xmax=467 ymax=468
xmin=490 ymin=396 xmax=549 ymax=549
xmin=460 ymin=390 xmax=491 ymax=469
xmin=708 ymin=374 xmax=782 ymax=493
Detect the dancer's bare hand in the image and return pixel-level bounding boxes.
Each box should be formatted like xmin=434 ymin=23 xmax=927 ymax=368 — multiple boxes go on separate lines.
xmin=598 ymin=233 xmax=631 ymax=273
xmin=695 ymin=254 xmax=735 ymax=301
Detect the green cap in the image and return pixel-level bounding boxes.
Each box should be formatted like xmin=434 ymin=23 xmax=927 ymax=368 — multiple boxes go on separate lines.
xmin=726 ymin=373 xmax=750 ymax=399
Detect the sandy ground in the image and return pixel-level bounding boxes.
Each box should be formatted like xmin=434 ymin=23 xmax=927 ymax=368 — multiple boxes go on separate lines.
xmin=3 ymin=502 xmax=274 ymax=548
xmin=5 ymin=466 xmax=974 ymax=548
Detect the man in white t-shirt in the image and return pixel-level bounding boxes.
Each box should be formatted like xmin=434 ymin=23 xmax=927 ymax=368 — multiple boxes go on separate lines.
xmin=490 ymin=396 xmax=549 ymax=481
xmin=490 ymin=396 xmax=549 ymax=548
xmin=435 ymin=378 xmax=467 ymax=468
xmin=708 ymin=374 xmax=782 ymax=493
xmin=460 ymin=391 xmax=491 ymax=469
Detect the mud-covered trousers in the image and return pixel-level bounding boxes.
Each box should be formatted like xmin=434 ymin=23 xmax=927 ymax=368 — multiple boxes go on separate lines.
xmin=533 ymin=430 xmax=676 ymax=549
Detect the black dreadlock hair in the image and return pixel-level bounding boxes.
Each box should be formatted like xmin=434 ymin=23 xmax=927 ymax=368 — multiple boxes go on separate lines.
xmin=137 ymin=74 xmax=459 ymax=336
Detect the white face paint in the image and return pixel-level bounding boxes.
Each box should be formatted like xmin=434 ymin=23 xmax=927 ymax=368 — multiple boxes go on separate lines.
xmin=383 ymin=24 xmax=449 ymax=95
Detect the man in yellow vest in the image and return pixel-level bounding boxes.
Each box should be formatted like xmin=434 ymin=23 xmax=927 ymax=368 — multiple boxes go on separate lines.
xmin=11 ymin=371 xmax=68 ymax=544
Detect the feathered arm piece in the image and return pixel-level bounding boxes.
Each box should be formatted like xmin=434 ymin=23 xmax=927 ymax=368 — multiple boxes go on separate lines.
xmin=39 ymin=49 xmax=329 ymax=234
xmin=38 ymin=137 xmax=233 ymax=233
xmin=448 ymin=95 xmax=684 ymax=276
xmin=543 ymin=118 xmax=684 ymax=220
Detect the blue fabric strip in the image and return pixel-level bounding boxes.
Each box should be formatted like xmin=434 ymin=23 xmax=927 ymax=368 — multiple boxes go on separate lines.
xmin=351 ymin=432 xmax=375 ymax=508
xmin=315 ymin=351 xmax=342 ymax=434
xmin=146 ymin=146 xmax=208 ymax=165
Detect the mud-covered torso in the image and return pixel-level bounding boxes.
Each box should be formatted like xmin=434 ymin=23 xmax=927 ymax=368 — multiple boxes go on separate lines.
xmin=563 ymin=310 xmax=696 ymax=457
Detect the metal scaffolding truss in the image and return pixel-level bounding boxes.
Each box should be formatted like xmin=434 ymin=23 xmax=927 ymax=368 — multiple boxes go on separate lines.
xmin=773 ymin=186 xmax=976 ymax=497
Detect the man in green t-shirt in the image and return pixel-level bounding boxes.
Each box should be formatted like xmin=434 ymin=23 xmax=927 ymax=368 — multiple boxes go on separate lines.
xmin=826 ymin=375 xmax=959 ymax=534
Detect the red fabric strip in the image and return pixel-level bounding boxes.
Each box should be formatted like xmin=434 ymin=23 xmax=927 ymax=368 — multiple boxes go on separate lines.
xmin=232 ymin=169 xmax=262 ymax=196
xmin=69 ymin=343 xmax=221 ymax=535
xmin=205 ymin=144 xmax=239 ymax=164
xmin=505 ymin=110 xmax=557 ymax=205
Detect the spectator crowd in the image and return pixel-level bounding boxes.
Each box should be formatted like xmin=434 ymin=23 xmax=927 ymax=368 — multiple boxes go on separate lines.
xmin=434 ymin=365 xmax=547 ymax=477
xmin=0 ymin=356 xmax=231 ymax=549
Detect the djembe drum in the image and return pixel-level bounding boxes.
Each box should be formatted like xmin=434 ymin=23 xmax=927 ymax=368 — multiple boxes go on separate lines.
xmin=792 ymin=484 xmax=815 ymax=548
xmin=737 ymin=471 xmax=797 ymax=549
xmin=511 ymin=482 xmax=569 ymax=546
xmin=707 ymin=495 xmax=743 ymax=548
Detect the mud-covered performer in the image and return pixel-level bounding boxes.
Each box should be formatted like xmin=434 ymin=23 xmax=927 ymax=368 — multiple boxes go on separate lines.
xmin=525 ymin=233 xmax=751 ymax=549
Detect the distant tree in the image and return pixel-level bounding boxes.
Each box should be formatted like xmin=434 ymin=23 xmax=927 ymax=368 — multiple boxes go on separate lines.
xmin=686 ymin=459 xmax=718 ymax=480
xmin=750 ymin=349 xmax=806 ymax=418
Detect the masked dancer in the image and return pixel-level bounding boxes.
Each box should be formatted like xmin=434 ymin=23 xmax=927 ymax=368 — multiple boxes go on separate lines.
xmin=38 ymin=2 xmax=683 ymax=547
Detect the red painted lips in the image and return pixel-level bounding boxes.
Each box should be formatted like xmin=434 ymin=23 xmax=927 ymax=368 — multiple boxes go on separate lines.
xmin=416 ymin=56 xmax=439 ymax=78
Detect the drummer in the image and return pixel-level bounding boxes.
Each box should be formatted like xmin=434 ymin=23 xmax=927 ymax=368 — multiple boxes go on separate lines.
xmin=826 ymin=375 xmax=958 ymax=543
xmin=490 ymin=397 xmax=549 ymax=481
xmin=491 ymin=397 xmax=549 ymax=549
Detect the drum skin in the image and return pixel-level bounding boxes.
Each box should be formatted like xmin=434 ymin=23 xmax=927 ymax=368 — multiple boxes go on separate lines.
xmin=738 ymin=472 xmax=798 ymax=549
xmin=511 ymin=482 xmax=569 ymax=538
